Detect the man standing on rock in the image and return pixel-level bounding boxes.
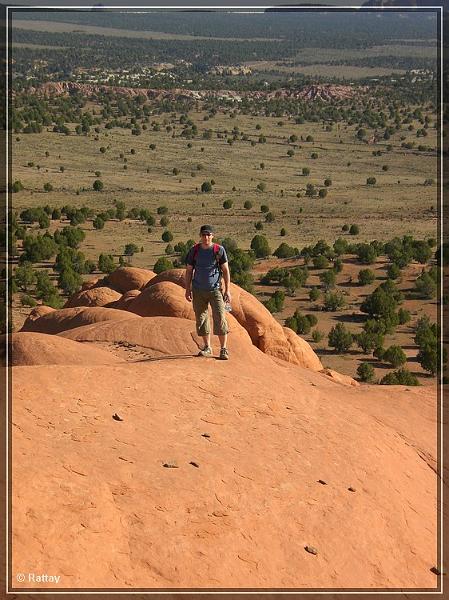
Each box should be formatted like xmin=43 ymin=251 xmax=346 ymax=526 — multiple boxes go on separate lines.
xmin=185 ymin=225 xmax=231 ymax=360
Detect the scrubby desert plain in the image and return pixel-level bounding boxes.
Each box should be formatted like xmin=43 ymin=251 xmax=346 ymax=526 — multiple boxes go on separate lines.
xmin=11 ymin=94 xmax=440 ymax=382
xmin=7 ymin=8 xmax=444 ymax=591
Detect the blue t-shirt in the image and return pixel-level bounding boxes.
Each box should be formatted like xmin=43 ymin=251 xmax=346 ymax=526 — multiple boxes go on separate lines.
xmin=186 ymin=244 xmax=228 ymax=291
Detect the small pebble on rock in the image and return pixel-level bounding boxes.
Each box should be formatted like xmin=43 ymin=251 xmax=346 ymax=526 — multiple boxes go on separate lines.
xmin=201 ymin=433 xmax=211 ymax=438
xmin=163 ymin=462 xmax=178 ymax=469
xmin=189 ymin=461 xmax=200 ymax=468
xmin=348 ymin=486 xmax=356 ymax=492
xmin=112 ymin=413 xmax=123 ymax=421
xmin=318 ymin=479 xmax=327 ymax=485
xmin=305 ymin=545 xmax=318 ymax=555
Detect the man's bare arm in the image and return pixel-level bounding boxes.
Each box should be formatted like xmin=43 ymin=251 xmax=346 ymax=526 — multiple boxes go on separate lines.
xmin=185 ymin=264 xmax=193 ymax=301
xmin=221 ymin=262 xmax=231 ymax=301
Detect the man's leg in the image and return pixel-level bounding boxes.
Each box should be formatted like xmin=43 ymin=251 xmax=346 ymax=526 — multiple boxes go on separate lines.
xmin=210 ymin=290 xmax=229 ymax=356
xmin=192 ymin=289 xmax=212 ymax=354
xmin=218 ymin=334 xmax=227 ymax=349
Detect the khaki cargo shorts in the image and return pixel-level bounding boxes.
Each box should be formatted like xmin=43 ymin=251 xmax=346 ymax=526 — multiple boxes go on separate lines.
xmin=192 ymin=288 xmax=229 ymax=336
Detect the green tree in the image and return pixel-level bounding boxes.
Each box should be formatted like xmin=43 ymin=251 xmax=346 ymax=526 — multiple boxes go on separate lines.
xmin=356 ymin=332 xmax=384 ymax=354
xmin=398 ymin=308 xmax=411 ymax=325
xmin=309 ymin=287 xmax=320 ymax=302
xmin=333 ymin=238 xmax=348 ymax=256
xmin=328 ymin=323 xmax=353 ymax=353
xmin=312 ymin=329 xmax=324 ymax=343
xmin=360 ymin=286 xmax=398 ymax=320
xmin=273 ymin=243 xmax=297 ymax=259
xmin=93 ymin=216 xmax=105 ymax=230
xmin=349 ymin=224 xmax=360 ymax=235
xmin=11 ymin=180 xmax=24 ymax=193
xmin=305 ymin=183 xmax=316 ymax=197
xmin=54 ymin=226 xmax=85 ymax=249
xmin=414 ymin=315 xmax=437 ymax=349
xmin=356 ymin=244 xmax=377 ymax=264
xmin=14 ymin=263 xmax=36 ymax=291
xmin=319 ymin=269 xmax=336 ymax=290
xmin=312 ymin=255 xmax=329 ymax=269
xmin=417 ymin=345 xmax=438 ymax=376
xmin=43 ymin=182 xmax=53 ymax=192
xmin=357 ymin=363 xmax=375 ymax=382
xmin=124 ymin=243 xmax=139 ymax=256
xmin=98 ymin=254 xmax=116 ymax=274
xmin=154 ymin=257 xmax=174 ymax=274
xmin=162 ymin=230 xmax=174 ymax=243
xmin=358 ymin=269 xmax=376 ymax=286
xmin=38 ymin=213 xmax=50 ymax=229
xmin=55 ymin=246 xmax=87 ymax=274
xmin=22 ymin=234 xmax=58 ymax=263
xmin=366 ymin=177 xmax=376 ymax=185
xmin=264 ymin=290 xmax=285 ymax=314
xmin=21 ymin=294 xmax=37 ymax=307
xmin=380 ymin=368 xmax=419 ymax=386
xmin=250 ymin=235 xmax=271 ymax=258
xmin=35 ymin=271 xmax=55 ymax=301
xmin=414 ymin=272 xmax=436 ymax=299
xmin=387 ymin=263 xmax=401 ymax=280
xmin=201 ymin=181 xmax=212 ymax=193
xmin=244 ymin=201 xmax=253 ymax=210
xmin=93 ymin=179 xmax=104 ymax=191
xmin=58 ymin=268 xmax=82 ymax=295
xmin=223 ymin=199 xmax=233 ymax=209
xmin=412 ymin=241 xmax=432 ymax=264
xmin=383 ymin=345 xmax=407 ymax=368
xmin=323 ymin=291 xmax=345 ymax=311
xmin=302 ymin=167 xmax=310 ymax=176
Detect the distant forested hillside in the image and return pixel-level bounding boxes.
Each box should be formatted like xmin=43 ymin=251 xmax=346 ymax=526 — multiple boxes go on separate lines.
xmin=11 ymin=8 xmax=438 ymax=45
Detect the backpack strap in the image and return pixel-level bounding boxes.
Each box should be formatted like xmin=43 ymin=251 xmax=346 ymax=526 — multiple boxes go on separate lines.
xmin=192 ymin=243 xmax=200 ymax=266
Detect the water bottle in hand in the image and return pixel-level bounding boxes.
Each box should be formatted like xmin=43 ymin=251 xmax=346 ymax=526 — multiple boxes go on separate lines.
xmin=223 ymin=293 xmax=232 ymax=312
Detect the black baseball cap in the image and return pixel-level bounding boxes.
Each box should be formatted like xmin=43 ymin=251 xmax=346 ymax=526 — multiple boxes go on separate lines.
xmin=200 ymin=224 xmax=214 ymax=234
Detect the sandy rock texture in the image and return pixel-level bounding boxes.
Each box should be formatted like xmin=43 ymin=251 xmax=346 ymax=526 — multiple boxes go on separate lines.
xmin=64 ymin=287 xmax=122 ymax=309
xmin=59 ymin=314 xmax=253 ymax=363
xmin=126 ymin=281 xmax=195 ymax=320
xmin=12 ymin=358 xmax=437 ymax=589
xmin=103 ymin=267 xmax=156 ymax=293
xmin=20 ymin=306 xmax=141 ymax=335
xmin=4 ymin=332 xmax=123 ymax=366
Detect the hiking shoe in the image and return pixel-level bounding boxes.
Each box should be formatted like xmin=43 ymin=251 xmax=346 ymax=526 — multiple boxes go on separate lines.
xmin=219 ymin=347 xmax=229 ymax=361
xmin=198 ymin=346 xmax=213 ymax=357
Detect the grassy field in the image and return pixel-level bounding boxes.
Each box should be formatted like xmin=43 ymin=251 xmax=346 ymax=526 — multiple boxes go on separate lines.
xmin=11 ymin=103 xmax=440 ymax=382
xmin=12 ymin=19 xmax=283 ymax=42
xmin=12 ymin=107 xmax=438 ymax=264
